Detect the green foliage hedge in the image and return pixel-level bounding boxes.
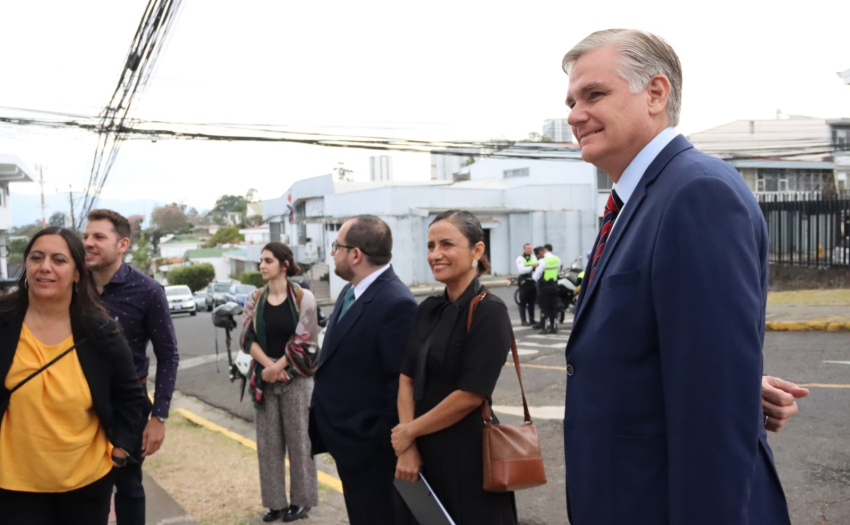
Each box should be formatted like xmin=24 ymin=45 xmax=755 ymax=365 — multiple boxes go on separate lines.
xmin=239 ymin=271 xmax=265 ymax=288
xmin=168 ymin=263 xmax=216 ymax=292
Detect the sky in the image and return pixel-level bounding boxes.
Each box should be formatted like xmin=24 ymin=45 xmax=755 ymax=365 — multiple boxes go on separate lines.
xmin=1 ymin=0 xmax=848 ymax=220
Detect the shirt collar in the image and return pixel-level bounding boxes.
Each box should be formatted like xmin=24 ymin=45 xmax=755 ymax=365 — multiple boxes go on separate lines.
xmin=352 ymin=264 xmax=391 ymax=300
xmin=105 ymin=262 xmax=132 ymax=286
xmin=613 ymin=126 xmax=678 ymax=207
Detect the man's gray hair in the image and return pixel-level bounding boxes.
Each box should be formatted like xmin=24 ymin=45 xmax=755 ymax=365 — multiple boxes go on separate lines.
xmin=562 ymin=29 xmax=682 ymax=127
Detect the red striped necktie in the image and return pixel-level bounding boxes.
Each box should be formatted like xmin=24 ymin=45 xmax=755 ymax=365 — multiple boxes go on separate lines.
xmin=587 ymin=189 xmax=624 ymax=285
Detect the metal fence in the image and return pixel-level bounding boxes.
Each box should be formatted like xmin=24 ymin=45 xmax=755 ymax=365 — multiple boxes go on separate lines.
xmin=758 ymin=191 xmax=850 ymax=268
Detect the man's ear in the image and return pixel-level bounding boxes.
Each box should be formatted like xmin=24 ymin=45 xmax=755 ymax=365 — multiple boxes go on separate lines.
xmin=118 ymin=237 xmax=131 ymax=255
xmin=647 ymin=74 xmax=671 ymax=119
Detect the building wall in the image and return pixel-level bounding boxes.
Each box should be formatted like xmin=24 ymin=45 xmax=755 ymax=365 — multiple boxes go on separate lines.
xmin=160 ymin=242 xmax=201 ymax=259
xmin=191 ymin=257 xmax=231 ymax=282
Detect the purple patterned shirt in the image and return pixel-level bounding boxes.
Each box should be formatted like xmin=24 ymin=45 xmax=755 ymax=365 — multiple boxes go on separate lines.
xmin=99 ymin=262 xmax=179 ymax=419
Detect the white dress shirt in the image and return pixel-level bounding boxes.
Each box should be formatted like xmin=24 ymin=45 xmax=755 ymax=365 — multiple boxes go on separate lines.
xmin=351 ymin=263 xmax=391 ymax=301
xmin=611 ymin=126 xmax=678 ymax=232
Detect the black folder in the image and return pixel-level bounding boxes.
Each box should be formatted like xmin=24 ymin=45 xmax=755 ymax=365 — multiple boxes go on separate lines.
xmin=393 ymin=474 xmax=455 ymax=525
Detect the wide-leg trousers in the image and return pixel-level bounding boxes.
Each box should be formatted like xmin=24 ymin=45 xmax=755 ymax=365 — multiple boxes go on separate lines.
xmin=254 ymin=376 xmax=319 ymax=510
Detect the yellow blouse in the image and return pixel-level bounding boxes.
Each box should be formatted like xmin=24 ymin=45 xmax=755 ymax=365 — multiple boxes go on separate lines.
xmin=0 ymin=324 xmax=113 ymax=492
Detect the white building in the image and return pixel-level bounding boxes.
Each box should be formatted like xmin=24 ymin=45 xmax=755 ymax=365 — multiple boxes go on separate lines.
xmin=543 ymin=119 xmax=573 ymax=143
xmin=688 ymin=117 xmax=840 ymax=197
xmin=0 ymin=155 xmax=35 ymax=278
xmin=158 ymin=234 xmax=203 ymax=259
xmin=263 ymin=143 xmax=599 ymax=300
xmin=183 ymin=247 xmax=238 ymax=282
xmin=430 ymin=149 xmax=479 ymax=181
xmin=239 ymin=224 xmax=270 ymax=245
xmin=369 ymin=155 xmax=394 ymax=182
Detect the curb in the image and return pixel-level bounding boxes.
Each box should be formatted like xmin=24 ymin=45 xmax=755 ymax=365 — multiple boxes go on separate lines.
xmin=766 ymin=321 xmax=850 ymax=332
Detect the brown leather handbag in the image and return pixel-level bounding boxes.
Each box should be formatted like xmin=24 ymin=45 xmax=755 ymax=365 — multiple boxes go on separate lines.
xmin=468 ymin=292 xmax=547 ymax=492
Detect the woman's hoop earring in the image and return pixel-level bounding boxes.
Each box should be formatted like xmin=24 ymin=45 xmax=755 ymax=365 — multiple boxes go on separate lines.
xmin=24 ymin=276 xmax=28 ymax=289
xmin=472 ymin=260 xmax=478 ymax=269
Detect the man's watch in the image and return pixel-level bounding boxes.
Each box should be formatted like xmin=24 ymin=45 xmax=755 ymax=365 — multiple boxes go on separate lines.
xmin=156 ymin=416 xmax=167 ymax=423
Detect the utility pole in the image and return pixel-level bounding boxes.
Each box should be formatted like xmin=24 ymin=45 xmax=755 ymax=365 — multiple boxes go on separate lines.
xmin=37 ymin=164 xmax=46 ymax=228
xmin=68 ymin=186 xmax=77 ymax=231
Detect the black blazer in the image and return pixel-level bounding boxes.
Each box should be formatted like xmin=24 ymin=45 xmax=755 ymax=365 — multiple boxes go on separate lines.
xmin=0 ymin=309 xmax=147 ymax=458
xmin=309 ymin=266 xmax=417 ymax=468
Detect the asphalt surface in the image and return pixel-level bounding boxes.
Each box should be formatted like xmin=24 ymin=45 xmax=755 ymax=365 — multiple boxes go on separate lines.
xmin=163 ymin=287 xmax=850 ymax=525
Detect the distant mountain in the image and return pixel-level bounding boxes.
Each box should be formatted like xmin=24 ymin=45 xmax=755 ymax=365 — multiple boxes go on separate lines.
xmin=10 ymin=192 xmax=204 ymax=228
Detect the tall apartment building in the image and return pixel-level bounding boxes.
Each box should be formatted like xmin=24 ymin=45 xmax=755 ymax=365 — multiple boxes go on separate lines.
xmin=543 ymin=118 xmax=572 ymax=142
xmin=369 ymin=155 xmax=394 ymax=181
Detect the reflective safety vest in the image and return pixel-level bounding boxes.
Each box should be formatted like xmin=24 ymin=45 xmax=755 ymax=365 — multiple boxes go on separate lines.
xmin=522 ymin=255 xmax=538 ymax=267
xmin=542 ymin=253 xmax=561 ymax=282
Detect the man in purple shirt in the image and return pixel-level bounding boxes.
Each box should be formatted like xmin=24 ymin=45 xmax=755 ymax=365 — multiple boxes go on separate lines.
xmin=83 ymin=209 xmax=179 ymax=525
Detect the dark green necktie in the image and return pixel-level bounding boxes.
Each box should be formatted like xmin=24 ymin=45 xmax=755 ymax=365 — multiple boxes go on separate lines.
xmin=338 ymin=287 xmax=356 ymax=319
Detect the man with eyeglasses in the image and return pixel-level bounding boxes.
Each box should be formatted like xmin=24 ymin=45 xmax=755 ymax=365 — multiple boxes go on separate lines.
xmin=309 ymin=215 xmax=417 ymax=525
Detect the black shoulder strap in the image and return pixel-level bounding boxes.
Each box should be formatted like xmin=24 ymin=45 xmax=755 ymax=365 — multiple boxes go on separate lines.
xmin=10 ymin=321 xmax=108 ymax=395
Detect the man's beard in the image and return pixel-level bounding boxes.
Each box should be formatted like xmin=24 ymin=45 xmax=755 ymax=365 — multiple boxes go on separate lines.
xmin=334 ymin=263 xmax=354 ymax=282
xmin=87 ymin=251 xmax=117 ymax=271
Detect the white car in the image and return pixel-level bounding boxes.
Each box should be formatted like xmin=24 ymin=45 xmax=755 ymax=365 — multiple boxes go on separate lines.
xmin=165 ymin=285 xmax=197 ymax=316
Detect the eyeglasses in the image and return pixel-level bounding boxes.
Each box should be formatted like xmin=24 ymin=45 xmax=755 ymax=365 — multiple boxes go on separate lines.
xmin=331 ymin=241 xmax=371 ymax=256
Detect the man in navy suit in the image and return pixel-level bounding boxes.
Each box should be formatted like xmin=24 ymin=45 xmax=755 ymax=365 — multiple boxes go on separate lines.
xmin=309 ymin=215 xmax=417 ymax=525
xmin=561 ymin=30 xmax=792 ymax=525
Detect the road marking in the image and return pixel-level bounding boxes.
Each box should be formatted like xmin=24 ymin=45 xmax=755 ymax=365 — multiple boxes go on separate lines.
xmin=526 ymin=334 xmax=570 ymax=341
xmin=492 ymin=405 xmax=564 ymax=420
xmin=823 ymin=361 xmax=850 ymax=366
xmin=173 ymin=407 xmax=344 ymax=493
xmin=507 ymin=363 xmax=567 ymax=371
xmin=798 ymin=383 xmax=850 ymax=389
xmin=512 ymin=326 xmax=532 ymax=332
xmin=516 ymin=341 xmax=566 ymax=349
xmin=515 ymin=349 xmax=539 ymax=356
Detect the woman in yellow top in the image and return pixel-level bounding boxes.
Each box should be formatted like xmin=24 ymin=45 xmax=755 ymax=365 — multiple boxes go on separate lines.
xmin=0 ymin=227 xmax=146 ymax=525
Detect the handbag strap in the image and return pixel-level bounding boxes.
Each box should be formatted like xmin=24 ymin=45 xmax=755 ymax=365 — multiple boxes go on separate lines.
xmin=10 ymin=340 xmax=84 ymax=394
xmin=466 ymin=292 xmax=533 ymax=425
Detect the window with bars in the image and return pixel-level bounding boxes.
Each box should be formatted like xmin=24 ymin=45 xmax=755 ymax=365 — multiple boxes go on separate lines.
xmin=597 ymin=168 xmax=613 ymax=192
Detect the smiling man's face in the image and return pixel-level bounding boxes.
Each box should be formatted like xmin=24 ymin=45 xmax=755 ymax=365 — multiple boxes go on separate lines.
xmin=566 ymin=44 xmax=658 ymax=182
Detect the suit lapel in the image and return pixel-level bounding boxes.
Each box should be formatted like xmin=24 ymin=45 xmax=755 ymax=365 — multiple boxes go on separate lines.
xmin=572 ymin=135 xmax=694 ymax=329
xmin=317 ymin=267 xmax=396 ymax=368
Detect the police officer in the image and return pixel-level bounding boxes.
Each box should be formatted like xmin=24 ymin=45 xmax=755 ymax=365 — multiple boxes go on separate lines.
xmin=532 ymin=244 xmax=561 ymax=334
xmin=514 ymin=243 xmax=538 ymax=326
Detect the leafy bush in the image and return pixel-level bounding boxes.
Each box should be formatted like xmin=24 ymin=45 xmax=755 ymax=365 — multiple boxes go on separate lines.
xmin=239 ymin=271 xmax=265 ymax=288
xmin=168 ymin=263 xmax=216 ymax=292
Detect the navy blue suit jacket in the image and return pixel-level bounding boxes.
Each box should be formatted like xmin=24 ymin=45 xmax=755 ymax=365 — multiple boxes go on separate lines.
xmin=308 ymin=266 xmax=417 ymax=468
xmin=563 ymin=136 xmax=791 ymax=525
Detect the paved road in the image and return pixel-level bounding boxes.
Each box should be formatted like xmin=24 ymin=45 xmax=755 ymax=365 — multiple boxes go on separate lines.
xmin=164 ymin=287 xmax=850 ymax=524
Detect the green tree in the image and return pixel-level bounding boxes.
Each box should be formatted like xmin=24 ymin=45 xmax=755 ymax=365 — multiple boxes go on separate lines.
xmin=239 ymin=271 xmax=265 ymax=288
xmin=48 ymin=211 xmax=67 ymax=228
xmin=130 ymin=231 xmax=153 ymax=274
xmin=203 ymin=226 xmax=244 ymax=248
xmin=8 ymin=238 xmax=29 ymax=255
xmin=167 ymin=263 xmax=215 ymax=292
xmin=209 ymin=195 xmax=248 ymax=225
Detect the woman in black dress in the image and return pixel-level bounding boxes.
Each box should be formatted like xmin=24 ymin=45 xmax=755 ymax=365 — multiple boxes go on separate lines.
xmin=392 ymin=210 xmax=518 ymax=525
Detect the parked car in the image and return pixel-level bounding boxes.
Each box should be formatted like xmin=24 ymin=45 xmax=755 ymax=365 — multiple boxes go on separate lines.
xmin=205 ymin=281 xmax=233 ymax=311
xmin=226 ymin=284 xmax=257 ymax=307
xmin=193 ymin=291 xmax=208 ymax=311
xmin=165 ymin=285 xmax=197 ymax=316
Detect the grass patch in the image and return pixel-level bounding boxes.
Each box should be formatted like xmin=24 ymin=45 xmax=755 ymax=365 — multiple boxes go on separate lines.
xmin=767 ymin=289 xmax=850 ymax=306
xmin=143 ymin=413 xmax=264 ymax=525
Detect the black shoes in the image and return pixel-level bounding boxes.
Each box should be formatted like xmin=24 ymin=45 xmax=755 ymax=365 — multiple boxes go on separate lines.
xmin=283 ymin=505 xmax=311 ymax=522
xmin=263 ymin=509 xmax=285 ymax=522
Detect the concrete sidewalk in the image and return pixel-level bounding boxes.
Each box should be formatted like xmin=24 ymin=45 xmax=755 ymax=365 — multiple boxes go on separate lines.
xmin=106 ymin=471 xmax=200 ymax=525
